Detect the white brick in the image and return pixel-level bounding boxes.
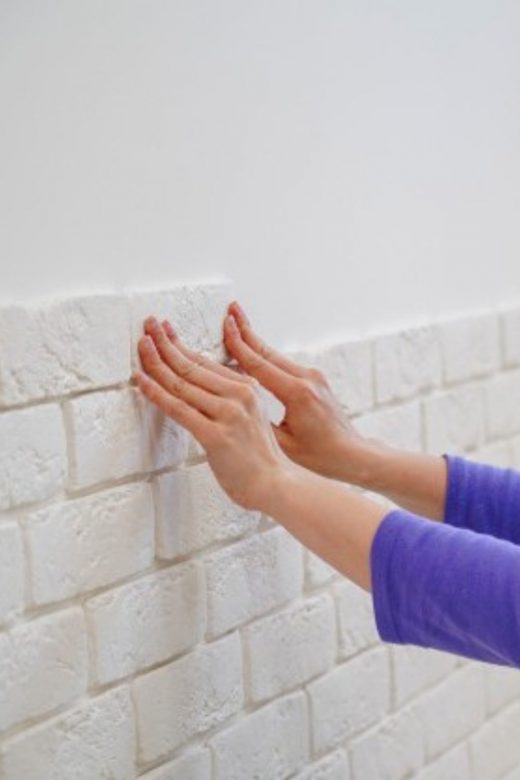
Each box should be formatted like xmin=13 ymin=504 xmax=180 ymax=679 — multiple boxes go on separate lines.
xmin=483 ymin=369 xmax=520 ymax=440
xmin=423 ymin=384 xmax=485 ymax=453
xmin=354 ymin=400 xmax=422 ymax=451
xmin=313 ymin=338 xmax=373 ymax=414
xmin=130 ymin=279 xmax=234 ymax=371
xmin=210 ymin=691 xmax=309 ymax=780
xmin=134 ymin=632 xmax=243 ymax=763
xmin=86 ymin=561 xmax=206 ymax=684
xmin=205 ymin=525 xmax=304 ymax=637
xmin=349 ymin=706 xmax=424 ymax=780
xmin=65 ymin=387 xmax=144 ymax=488
xmin=471 ymin=440 xmax=512 ymax=467
xmin=24 ymin=482 xmax=155 ymax=604
xmin=391 ymin=644 xmax=458 ymax=708
xmin=0 ymin=295 xmax=130 ymax=406
xmin=414 ymin=741 xmax=471 ymax=780
xmin=304 ymin=548 xmax=338 ymax=589
xmin=243 ymin=594 xmax=336 ymax=702
xmin=412 ymin=665 xmax=485 ymax=760
xmin=0 ymin=404 xmax=66 ymax=510
xmin=437 ymin=312 xmax=500 ymax=384
xmin=140 ymin=748 xmax=211 ymax=780
xmin=484 ymin=661 xmax=520 ymax=715
xmin=308 ymin=646 xmax=390 ymax=753
xmin=0 ymin=608 xmax=88 ymax=731
xmin=334 ymin=579 xmax=380 ymax=659
xmin=154 ymin=461 xmax=260 ymax=560
xmin=501 ymin=305 xmax=520 ymax=367
xmin=0 ymin=522 xmax=24 ymax=625
xmin=469 ymin=701 xmax=520 ymax=780
xmin=0 ymin=686 xmax=135 ymax=780
xmin=374 ymin=324 xmax=442 ymax=404
xmin=291 ymin=749 xmax=350 ymax=780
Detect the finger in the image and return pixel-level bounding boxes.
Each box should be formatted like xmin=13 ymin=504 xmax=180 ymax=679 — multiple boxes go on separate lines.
xmin=143 ymin=316 xmax=244 ymax=397
xmin=161 ymin=319 xmax=251 ymax=384
xmin=223 ymin=314 xmax=299 ymax=403
xmin=133 ymin=369 xmax=213 ymax=446
xmin=138 ymin=335 xmax=222 ymax=418
xmin=227 ymin=301 xmax=310 ymax=378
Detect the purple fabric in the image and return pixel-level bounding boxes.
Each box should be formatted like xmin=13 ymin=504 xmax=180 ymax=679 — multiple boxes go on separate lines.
xmin=370 ymin=453 xmax=520 ymax=668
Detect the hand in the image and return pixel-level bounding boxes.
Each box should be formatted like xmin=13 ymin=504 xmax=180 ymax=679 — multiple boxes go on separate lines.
xmin=222 ymin=301 xmax=375 ymax=484
xmin=132 ymin=315 xmax=295 ymax=513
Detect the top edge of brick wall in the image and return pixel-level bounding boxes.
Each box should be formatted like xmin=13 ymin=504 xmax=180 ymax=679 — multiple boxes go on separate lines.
xmin=1 ymin=284 xmax=519 ymax=409
xmin=0 ymin=279 xmax=236 ymax=408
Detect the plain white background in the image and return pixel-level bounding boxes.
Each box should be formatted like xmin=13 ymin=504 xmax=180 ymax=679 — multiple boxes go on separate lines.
xmin=1 ymin=0 xmax=519 ymax=351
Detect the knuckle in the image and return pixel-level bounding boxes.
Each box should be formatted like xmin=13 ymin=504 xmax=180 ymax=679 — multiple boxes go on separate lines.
xmin=306 ymin=367 xmax=327 ymax=384
xmin=295 ymin=379 xmax=319 ymax=403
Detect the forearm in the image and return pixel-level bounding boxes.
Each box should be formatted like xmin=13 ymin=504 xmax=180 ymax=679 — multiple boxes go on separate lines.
xmin=348 ymin=439 xmax=448 ymax=522
xmin=259 ymin=464 xmax=390 ymax=592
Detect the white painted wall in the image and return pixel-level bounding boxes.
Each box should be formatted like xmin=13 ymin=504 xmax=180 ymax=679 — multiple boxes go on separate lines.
xmin=1 ymin=0 xmax=519 ymax=351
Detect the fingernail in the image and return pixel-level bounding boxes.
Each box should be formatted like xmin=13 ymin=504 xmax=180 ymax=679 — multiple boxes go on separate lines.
xmin=226 ymin=315 xmax=238 ymax=331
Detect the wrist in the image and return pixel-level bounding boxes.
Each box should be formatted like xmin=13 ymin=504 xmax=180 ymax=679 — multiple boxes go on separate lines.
xmin=334 ymin=436 xmax=395 ymax=491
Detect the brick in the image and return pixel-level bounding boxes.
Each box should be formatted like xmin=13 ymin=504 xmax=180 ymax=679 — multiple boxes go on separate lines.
xmin=484 ymin=661 xmax=520 ymax=716
xmin=501 ymin=305 xmax=520 ymax=367
xmin=313 ymin=338 xmax=373 ymax=414
xmin=0 ymin=522 xmax=24 ymax=625
xmin=133 ymin=632 xmax=243 ymax=763
xmin=0 ymin=686 xmax=135 ymax=780
xmin=243 ymin=594 xmax=336 ymax=702
xmin=334 ymin=579 xmax=380 ymax=659
xmin=354 ymin=400 xmax=422 ymax=451
xmin=374 ymin=324 xmax=442 ymax=404
xmin=210 ymin=691 xmax=309 ymax=780
xmin=304 ymin=548 xmax=338 ymax=589
xmin=291 ymin=750 xmax=349 ymax=780
xmin=437 ymin=312 xmax=500 ymax=384
xmin=154 ymin=461 xmax=260 ymax=560
xmin=414 ymin=742 xmax=471 ymax=780
xmin=469 ymin=701 xmax=520 ymax=780
xmin=205 ymin=525 xmax=304 ymax=637
xmin=349 ymin=705 xmax=424 ymax=780
xmin=483 ymin=369 xmax=520 ymax=440
xmin=423 ymin=384 xmax=485 ymax=453
xmin=140 ymin=748 xmax=211 ymax=780
xmin=86 ymin=560 xmax=206 ymax=684
xmin=391 ymin=644 xmax=458 ymax=708
xmin=0 ymin=295 xmax=130 ymax=406
xmin=24 ymin=482 xmax=154 ymax=605
xmin=0 ymin=607 xmax=88 ymax=731
xmin=0 ymin=404 xmax=66 ymax=510
xmin=308 ymin=646 xmax=390 ymax=753
xmin=129 ymin=280 xmax=234 ymax=372
xmin=470 ymin=440 xmax=512 ymax=468
xmin=412 ymin=664 xmax=485 ymax=760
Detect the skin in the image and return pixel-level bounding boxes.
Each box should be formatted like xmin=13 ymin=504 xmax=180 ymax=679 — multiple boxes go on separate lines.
xmin=133 ymin=304 xmax=448 ymax=593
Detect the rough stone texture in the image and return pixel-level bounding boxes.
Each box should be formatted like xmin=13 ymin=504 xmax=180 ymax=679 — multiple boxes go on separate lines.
xmin=0 ymin=404 xmax=66 ymax=510
xmin=290 ymin=750 xmax=350 ymax=780
xmin=133 ymin=632 xmax=243 ymax=763
xmin=437 ymin=312 xmax=501 ymax=384
xmin=423 ymin=384 xmax=485 ymax=454
xmin=0 ymin=608 xmax=88 ymax=731
xmin=501 ymin=305 xmax=520 ymax=368
xmin=209 ymin=692 xmax=309 ymax=780
xmin=0 ymin=687 xmax=135 ymax=780
xmin=85 ymin=560 xmax=206 ymax=684
xmin=354 ymin=399 xmax=422 ymax=451
xmin=482 ymin=369 xmax=520 ymax=440
xmin=313 ymin=338 xmax=373 ymax=414
xmin=0 ymin=522 xmax=24 ymax=626
xmin=24 ymin=482 xmax=155 ymax=604
xmin=334 ymin=578 xmax=380 ymax=659
xmin=205 ymin=525 xmax=304 ymax=637
xmin=140 ymin=748 xmax=211 ymax=780
xmin=374 ymin=323 xmax=442 ymax=404
xmin=242 ymin=594 xmax=336 ymax=702
xmin=154 ymin=461 xmax=260 ymax=560
xmin=0 ymin=294 xmax=130 ymax=407
xmin=469 ymin=701 xmax=520 ymax=780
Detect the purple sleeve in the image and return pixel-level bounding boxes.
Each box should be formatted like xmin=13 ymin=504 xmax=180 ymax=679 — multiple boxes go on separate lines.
xmin=442 ymin=453 xmax=520 ymax=545
xmin=370 ymin=507 xmax=520 ymax=668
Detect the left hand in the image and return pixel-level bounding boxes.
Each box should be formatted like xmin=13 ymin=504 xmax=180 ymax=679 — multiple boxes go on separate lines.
xmin=132 ymin=314 xmax=293 ymax=512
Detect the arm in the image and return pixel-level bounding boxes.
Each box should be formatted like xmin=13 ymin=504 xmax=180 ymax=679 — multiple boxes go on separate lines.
xmin=265 ymin=465 xmax=520 ymax=670
xmin=352 ymin=439 xmax=520 ymax=545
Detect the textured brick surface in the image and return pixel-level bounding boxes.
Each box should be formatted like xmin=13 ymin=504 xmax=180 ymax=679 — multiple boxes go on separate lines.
xmin=0 ymin=285 xmax=519 ymax=779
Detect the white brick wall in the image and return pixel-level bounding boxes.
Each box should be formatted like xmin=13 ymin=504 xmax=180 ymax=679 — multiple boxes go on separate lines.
xmin=1 ymin=282 xmax=519 ymax=778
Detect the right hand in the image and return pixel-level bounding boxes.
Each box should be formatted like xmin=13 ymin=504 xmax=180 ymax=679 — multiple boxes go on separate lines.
xmin=214 ymin=300 xmax=375 ymax=484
